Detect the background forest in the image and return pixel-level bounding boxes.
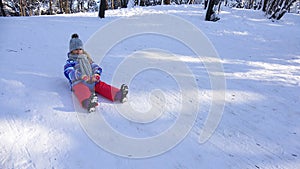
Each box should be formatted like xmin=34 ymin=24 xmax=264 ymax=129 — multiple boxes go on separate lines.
xmin=0 ymin=0 xmax=299 ymax=20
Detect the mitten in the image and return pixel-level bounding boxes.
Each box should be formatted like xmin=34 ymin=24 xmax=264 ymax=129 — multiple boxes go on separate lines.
xmin=82 ymin=75 xmax=90 ymax=82
xmin=92 ymin=74 xmax=100 ymax=82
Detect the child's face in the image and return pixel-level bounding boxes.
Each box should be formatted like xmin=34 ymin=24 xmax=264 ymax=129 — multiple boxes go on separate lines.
xmin=72 ymin=49 xmax=83 ymax=55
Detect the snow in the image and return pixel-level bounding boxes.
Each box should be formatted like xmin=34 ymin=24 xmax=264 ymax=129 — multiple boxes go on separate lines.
xmin=1 ymin=4 xmax=300 ymax=169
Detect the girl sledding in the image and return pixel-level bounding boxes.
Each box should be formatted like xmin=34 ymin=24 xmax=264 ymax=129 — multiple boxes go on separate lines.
xmin=64 ymin=33 xmax=128 ymax=112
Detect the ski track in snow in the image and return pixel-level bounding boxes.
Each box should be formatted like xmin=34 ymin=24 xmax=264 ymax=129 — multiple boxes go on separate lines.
xmin=1 ymin=4 xmax=300 ymax=169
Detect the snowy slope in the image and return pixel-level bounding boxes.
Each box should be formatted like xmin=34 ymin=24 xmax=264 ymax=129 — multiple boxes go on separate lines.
xmin=1 ymin=5 xmax=300 ymax=169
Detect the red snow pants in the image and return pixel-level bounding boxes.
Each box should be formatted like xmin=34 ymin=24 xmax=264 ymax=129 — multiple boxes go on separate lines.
xmin=73 ymin=81 xmax=120 ymax=106
xmin=95 ymin=81 xmax=120 ymax=102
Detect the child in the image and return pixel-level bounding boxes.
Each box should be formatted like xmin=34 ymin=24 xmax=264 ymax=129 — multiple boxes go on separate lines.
xmin=64 ymin=33 xmax=128 ymax=112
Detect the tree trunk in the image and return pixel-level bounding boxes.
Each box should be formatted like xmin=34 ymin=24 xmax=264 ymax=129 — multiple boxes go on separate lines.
xmin=0 ymin=0 xmax=6 ymax=16
xmin=121 ymin=0 xmax=127 ymax=8
xmin=204 ymin=0 xmax=208 ymax=9
xmin=65 ymin=0 xmax=70 ymax=14
xmin=20 ymin=0 xmax=24 ymax=16
xmin=49 ymin=0 xmax=53 ymax=15
xmin=98 ymin=0 xmax=106 ymax=18
xmin=70 ymin=0 xmax=74 ymax=13
xmin=217 ymin=0 xmax=222 ymax=13
xmin=59 ymin=0 xmax=63 ymax=13
xmin=28 ymin=0 xmax=33 ymax=16
xmin=188 ymin=0 xmax=195 ymax=4
xmin=262 ymin=0 xmax=268 ymax=12
xmin=205 ymin=0 xmax=215 ymax=21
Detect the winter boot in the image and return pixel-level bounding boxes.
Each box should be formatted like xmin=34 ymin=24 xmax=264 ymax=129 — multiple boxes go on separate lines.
xmin=83 ymin=93 xmax=98 ymax=113
xmin=119 ymin=84 xmax=128 ymax=103
xmin=114 ymin=84 xmax=129 ymax=103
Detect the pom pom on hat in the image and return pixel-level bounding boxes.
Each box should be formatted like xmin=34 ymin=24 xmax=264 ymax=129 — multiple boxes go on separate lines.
xmin=69 ymin=33 xmax=83 ymax=52
xmin=71 ymin=33 xmax=79 ymax=39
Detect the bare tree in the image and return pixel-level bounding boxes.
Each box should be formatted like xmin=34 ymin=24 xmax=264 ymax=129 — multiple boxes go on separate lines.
xmin=264 ymin=0 xmax=297 ymax=20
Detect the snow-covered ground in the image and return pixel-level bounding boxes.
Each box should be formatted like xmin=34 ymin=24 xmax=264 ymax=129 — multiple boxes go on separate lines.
xmin=1 ymin=4 xmax=300 ymax=169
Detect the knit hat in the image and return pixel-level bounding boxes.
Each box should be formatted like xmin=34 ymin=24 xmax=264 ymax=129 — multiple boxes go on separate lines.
xmin=69 ymin=33 xmax=83 ymax=52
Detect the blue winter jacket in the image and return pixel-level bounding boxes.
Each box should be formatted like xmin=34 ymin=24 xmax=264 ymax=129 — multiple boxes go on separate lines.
xmin=64 ymin=53 xmax=102 ymax=87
